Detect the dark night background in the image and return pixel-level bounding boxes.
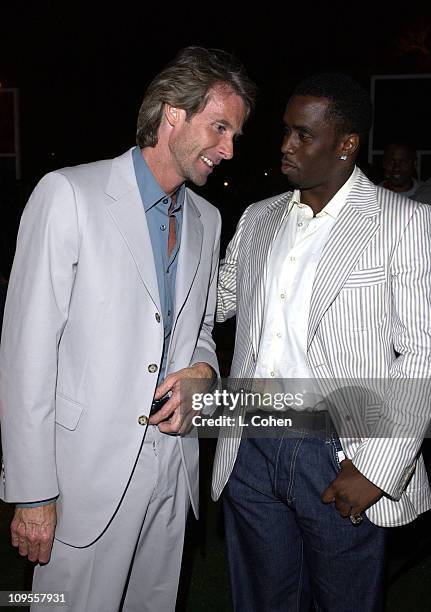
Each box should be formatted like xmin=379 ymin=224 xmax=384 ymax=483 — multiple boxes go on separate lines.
xmin=1 ymin=2 xmax=431 ymax=275
xmin=1 ymin=4 xmax=431 ymax=609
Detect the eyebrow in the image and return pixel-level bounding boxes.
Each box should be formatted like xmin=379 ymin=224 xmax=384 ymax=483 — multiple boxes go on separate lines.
xmin=284 ymin=122 xmax=314 ymax=134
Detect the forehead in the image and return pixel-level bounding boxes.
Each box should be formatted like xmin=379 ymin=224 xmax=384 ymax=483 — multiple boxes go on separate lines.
xmin=201 ymin=85 xmax=246 ymax=121
xmin=384 ymin=145 xmax=414 ymax=160
xmin=284 ymin=95 xmax=332 ymax=126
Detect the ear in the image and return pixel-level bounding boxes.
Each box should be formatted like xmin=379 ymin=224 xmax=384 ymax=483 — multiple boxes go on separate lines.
xmin=339 ymin=134 xmax=360 ymax=159
xmin=165 ymin=104 xmax=182 ymax=127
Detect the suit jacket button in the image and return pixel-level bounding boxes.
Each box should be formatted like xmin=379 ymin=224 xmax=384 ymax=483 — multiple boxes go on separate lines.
xmin=138 ymin=415 xmax=148 ymax=426
xmin=148 ymin=364 xmax=158 ymax=373
xmin=155 ymin=313 xmax=161 ymax=323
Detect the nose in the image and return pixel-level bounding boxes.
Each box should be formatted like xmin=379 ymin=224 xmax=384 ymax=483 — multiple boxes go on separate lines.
xmin=219 ymin=135 xmax=234 ymax=160
xmin=281 ymin=132 xmax=295 ymax=154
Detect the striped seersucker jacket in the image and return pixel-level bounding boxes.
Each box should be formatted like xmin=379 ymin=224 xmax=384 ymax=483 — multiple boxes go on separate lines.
xmin=212 ymin=169 xmax=431 ymax=527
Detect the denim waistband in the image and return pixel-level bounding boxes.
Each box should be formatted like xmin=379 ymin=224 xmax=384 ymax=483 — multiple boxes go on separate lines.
xmin=244 ymin=408 xmax=341 ymax=441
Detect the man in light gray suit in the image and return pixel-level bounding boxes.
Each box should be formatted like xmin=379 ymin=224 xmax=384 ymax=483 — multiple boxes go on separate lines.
xmin=0 ymin=47 xmax=255 ymax=611
xmin=212 ymin=73 xmax=431 ymax=611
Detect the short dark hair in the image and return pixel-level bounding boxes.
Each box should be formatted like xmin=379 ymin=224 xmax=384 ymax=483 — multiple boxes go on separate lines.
xmin=293 ymin=72 xmax=373 ymax=137
xmin=136 ymin=46 xmax=257 ymax=148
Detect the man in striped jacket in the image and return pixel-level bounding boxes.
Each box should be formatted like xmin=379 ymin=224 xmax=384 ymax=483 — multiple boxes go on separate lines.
xmin=212 ymin=73 xmax=431 ymax=611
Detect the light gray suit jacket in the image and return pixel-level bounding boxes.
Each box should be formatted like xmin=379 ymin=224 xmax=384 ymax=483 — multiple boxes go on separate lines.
xmin=0 ymin=148 xmax=221 ymax=546
xmin=212 ymin=169 xmax=431 ymax=527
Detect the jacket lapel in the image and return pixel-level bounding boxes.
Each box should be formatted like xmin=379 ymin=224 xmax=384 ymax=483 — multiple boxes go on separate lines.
xmin=307 ymin=170 xmax=381 ymax=348
xmin=250 ymin=193 xmax=292 ymax=358
xmin=172 ymin=189 xmax=203 ymax=324
xmin=105 ymin=149 xmax=161 ymax=311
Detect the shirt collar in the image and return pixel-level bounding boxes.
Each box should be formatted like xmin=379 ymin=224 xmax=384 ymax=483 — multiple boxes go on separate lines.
xmin=132 ymin=146 xmax=185 ymax=212
xmin=289 ymin=166 xmax=359 ymax=219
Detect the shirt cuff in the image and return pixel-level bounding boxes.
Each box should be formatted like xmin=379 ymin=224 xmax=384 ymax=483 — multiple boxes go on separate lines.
xmin=16 ymin=497 xmax=58 ymax=508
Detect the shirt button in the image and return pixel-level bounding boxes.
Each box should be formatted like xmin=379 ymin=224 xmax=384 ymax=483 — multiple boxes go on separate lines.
xmin=155 ymin=313 xmax=161 ymax=323
xmin=280 ymin=293 xmax=286 ymax=299
xmin=160 ymin=224 xmax=166 ymax=231
xmin=297 ymin=222 xmax=303 ymax=227
xmin=276 ymin=332 xmax=282 ymax=338
xmin=148 ymin=364 xmax=158 ymax=373
xmin=168 ymin=310 xmax=171 ymax=316
xmin=138 ymin=415 xmax=148 ymax=426
xmin=163 ymin=198 xmax=169 ymax=205
xmin=290 ymin=256 xmax=296 ymax=262
xmin=270 ymin=371 xmax=275 ymax=377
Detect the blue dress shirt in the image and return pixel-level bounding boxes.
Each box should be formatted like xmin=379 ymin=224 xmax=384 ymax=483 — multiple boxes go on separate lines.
xmin=132 ymin=146 xmax=184 ymax=383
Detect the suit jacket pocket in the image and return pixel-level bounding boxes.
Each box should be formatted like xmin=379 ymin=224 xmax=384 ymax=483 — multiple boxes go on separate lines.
xmin=344 ymin=266 xmax=386 ymax=288
xmin=55 ymin=393 xmax=84 ymax=431
xmin=331 ymin=266 xmax=386 ymax=330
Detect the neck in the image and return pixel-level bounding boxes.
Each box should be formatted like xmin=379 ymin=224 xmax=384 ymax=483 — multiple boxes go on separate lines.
xmin=300 ymin=166 xmax=354 ymax=215
xmin=141 ymin=146 xmax=183 ymax=196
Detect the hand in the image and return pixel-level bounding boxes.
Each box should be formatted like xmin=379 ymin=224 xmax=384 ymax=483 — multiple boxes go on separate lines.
xmin=11 ymin=502 xmax=57 ymax=563
xmin=149 ymin=362 xmax=216 ymax=434
xmin=321 ymin=458 xmax=383 ymax=519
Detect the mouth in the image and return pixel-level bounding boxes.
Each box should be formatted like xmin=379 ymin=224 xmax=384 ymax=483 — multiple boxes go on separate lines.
xmin=281 ymin=158 xmax=297 ymax=171
xmin=200 ymin=155 xmax=215 ymax=169
xmin=387 ymin=173 xmax=405 ymax=183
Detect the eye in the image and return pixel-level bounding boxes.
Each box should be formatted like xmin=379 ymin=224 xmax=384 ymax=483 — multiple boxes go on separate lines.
xmin=283 ymin=125 xmax=291 ymax=135
xmin=299 ymin=131 xmax=310 ymax=141
xmin=215 ymin=123 xmax=227 ymax=134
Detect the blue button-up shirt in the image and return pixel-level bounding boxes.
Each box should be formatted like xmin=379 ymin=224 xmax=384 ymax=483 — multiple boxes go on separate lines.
xmin=132 ymin=146 xmax=184 ymax=384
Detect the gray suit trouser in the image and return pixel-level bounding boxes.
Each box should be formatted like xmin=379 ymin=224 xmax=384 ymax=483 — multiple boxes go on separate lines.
xmin=31 ymin=426 xmax=190 ymax=612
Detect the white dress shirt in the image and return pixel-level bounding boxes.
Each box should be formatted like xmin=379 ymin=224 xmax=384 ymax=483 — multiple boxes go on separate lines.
xmin=254 ymin=167 xmax=359 ymax=391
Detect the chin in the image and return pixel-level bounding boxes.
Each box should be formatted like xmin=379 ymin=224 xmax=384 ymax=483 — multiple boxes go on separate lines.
xmin=183 ymin=168 xmax=205 ymax=187
xmin=195 ymin=174 xmax=209 ymax=187
xmin=282 ymin=168 xmax=298 ymax=183
xmin=283 ymin=174 xmax=301 ymax=189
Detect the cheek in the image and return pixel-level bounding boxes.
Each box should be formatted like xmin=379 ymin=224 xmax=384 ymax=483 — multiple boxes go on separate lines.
xmin=301 ymin=155 xmax=332 ymax=181
xmin=190 ymin=129 xmax=213 ymax=154
xmin=201 ymin=132 xmax=219 ymax=151
xmin=172 ymin=131 xmax=197 ymax=163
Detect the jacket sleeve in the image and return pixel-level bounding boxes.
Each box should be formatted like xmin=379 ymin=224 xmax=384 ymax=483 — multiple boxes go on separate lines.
xmin=0 ymin=171 xmax=79 ymax=502
xmin=216 ymin=205 xmax=251 ymax=324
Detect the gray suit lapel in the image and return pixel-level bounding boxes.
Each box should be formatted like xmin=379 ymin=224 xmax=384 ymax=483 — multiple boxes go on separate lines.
xmin=250 ymin=193 xmax=292 ymax=357
xmin=172 ymin=190 xmax=203 ymax=322
xmin=105 ymin=150 xmax=161 ymax=311
xmin=307 ymin=171 xmax=381 ymax=348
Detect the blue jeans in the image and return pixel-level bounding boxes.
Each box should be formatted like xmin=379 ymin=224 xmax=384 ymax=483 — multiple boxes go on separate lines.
xmin=223 ymin=426 xmax=387 ymax=611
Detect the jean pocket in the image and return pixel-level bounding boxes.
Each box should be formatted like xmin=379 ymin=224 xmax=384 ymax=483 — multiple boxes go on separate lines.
xmin=327 ymin=436 xmax=345 ymax=474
